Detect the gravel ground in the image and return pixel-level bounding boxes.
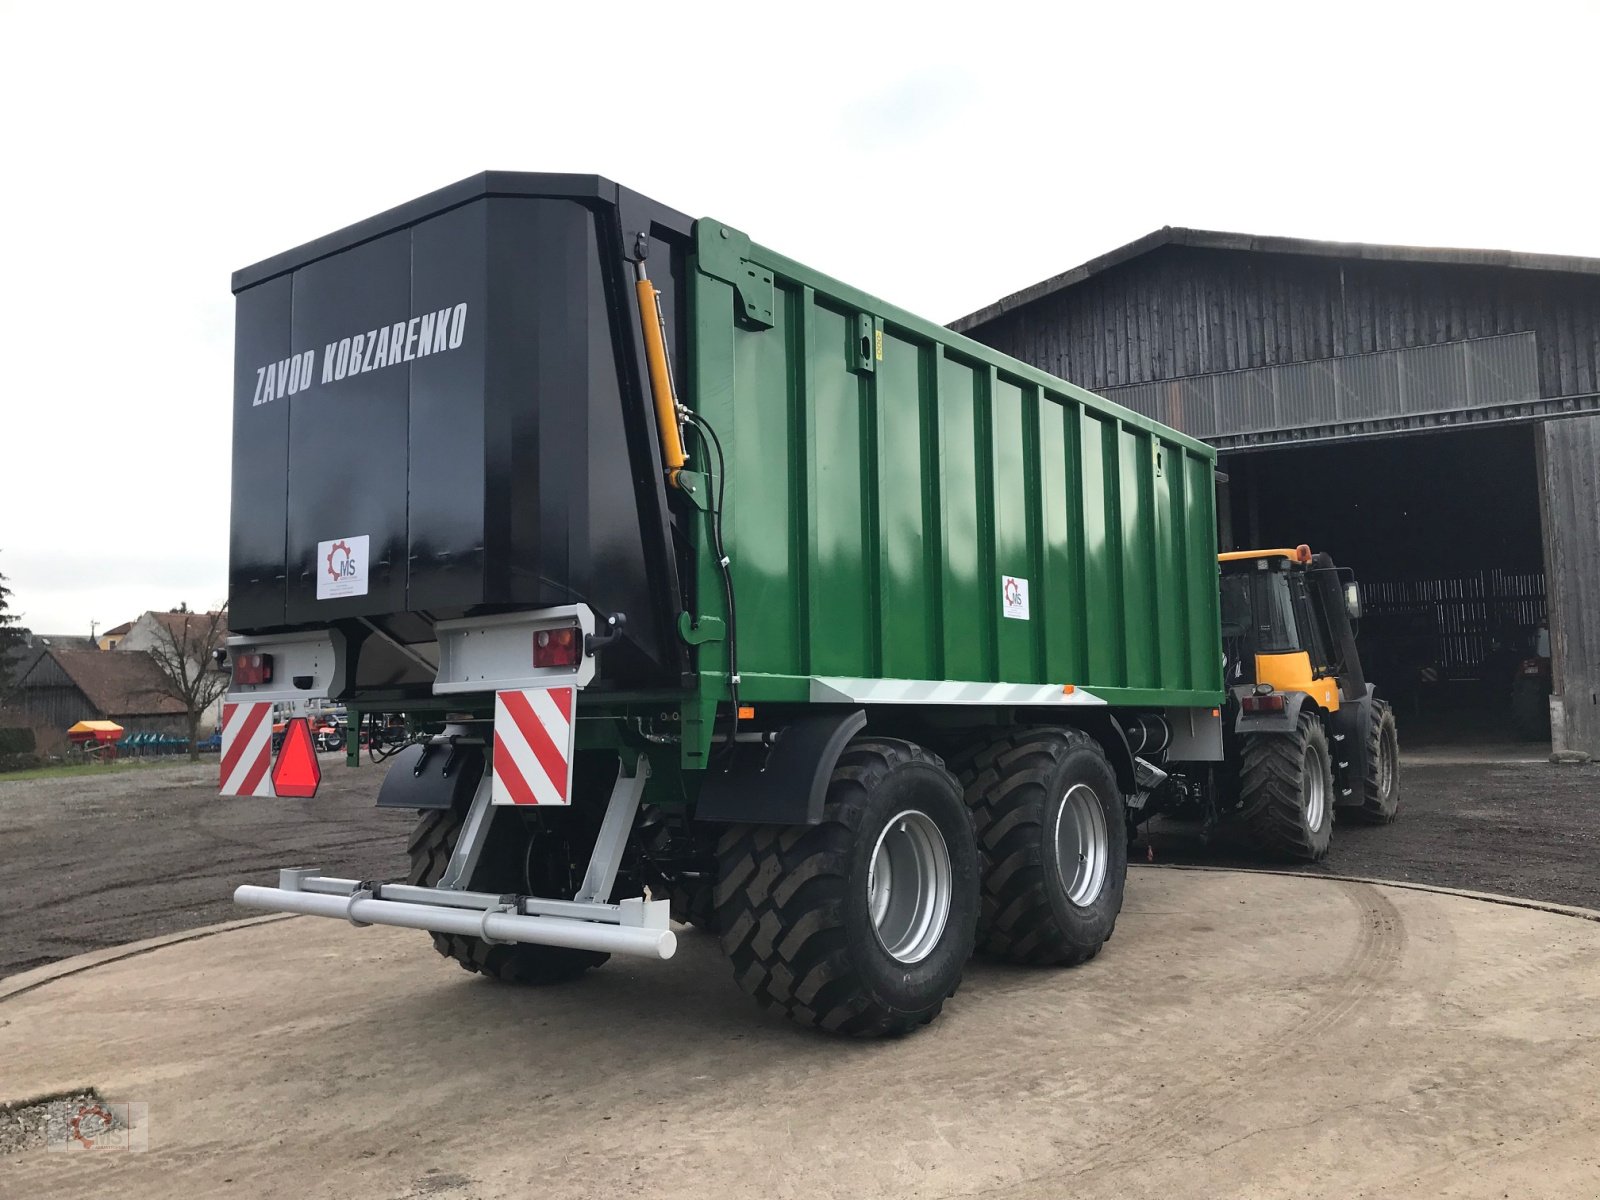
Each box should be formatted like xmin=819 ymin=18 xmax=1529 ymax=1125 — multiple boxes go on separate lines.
xmin=0 ymin=1089 xmax=122 ymax=1156
xmin=0 ymin=756 xmax=410 ymax=980
xmin=2 ymin=746 xmax=1596 ymax=983
xmin=1145 ymin=753 xmax=1600 ymax=910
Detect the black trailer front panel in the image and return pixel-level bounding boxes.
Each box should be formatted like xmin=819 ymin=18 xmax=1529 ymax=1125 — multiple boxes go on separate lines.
xmin=228 ymin=175 xmax=694 ymax=686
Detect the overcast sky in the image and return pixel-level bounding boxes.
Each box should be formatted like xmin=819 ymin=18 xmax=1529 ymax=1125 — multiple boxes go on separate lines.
xmin=4 ymin=0 xmax=1598 ymax=634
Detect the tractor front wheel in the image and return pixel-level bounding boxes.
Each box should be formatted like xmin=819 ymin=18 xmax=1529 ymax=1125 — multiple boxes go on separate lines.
xmin=1233 ymin=712 xmax=1335 ymax=862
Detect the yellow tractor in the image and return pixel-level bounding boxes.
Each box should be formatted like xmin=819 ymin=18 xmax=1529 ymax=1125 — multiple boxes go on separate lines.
xmin=1210 ymin=544 xmax=1400 ymax=860
xmin=1139 ymin=544 xmax=1401 ymax=860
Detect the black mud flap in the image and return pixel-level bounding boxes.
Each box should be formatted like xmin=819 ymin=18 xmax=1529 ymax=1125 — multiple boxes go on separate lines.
xmin=375 ymin=742 xmax=485 ymax=810
xmin=1231 ymin=686 xmax=1310 ymax=735
xmin=693 ymin=710 xmax=868 ymax=825
xmin=1328 ymin=686 xmax=1375 ymax=808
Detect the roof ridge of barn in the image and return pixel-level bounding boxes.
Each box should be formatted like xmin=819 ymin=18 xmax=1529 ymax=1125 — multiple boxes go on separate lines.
xmin=950 ymin=226 xmax=1600 ymax=333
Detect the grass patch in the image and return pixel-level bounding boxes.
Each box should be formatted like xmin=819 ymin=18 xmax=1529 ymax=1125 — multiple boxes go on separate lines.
xmin=0 ymin=758 xmax=204 ymax=783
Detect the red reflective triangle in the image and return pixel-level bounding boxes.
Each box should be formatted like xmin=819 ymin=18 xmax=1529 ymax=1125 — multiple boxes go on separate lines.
xmin=271 ymin=716 xmax=323 ymax=798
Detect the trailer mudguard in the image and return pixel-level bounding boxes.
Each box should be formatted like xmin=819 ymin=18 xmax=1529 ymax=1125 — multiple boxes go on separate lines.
xmin=1071 ymin=712 xmax=1139 ymax=795
xmin=693 ymin=709 xmax=867 ymax=825
xmin=374 ymin=742 xmax=485 ymax=811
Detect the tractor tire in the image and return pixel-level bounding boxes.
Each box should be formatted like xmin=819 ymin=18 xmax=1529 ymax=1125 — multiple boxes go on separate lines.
xmin=1345 ymin=701 xmax=1400 ymax=825
xmin=953 ymin=728 xmax=1126 ymax=966
xmin=714 ymin=738 xmax=979 ymax=1037
xmin=1234 ymin=712 xmax=1335 ymax=862
xmin=407 ymin=797 xmax=608 ymax=986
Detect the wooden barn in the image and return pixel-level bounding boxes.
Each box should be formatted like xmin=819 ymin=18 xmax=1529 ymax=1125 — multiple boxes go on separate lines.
xmin=10 ymin=646 xmax=188 ymax=736
xmin=953 ymin=229 xmax=1600 ymax=757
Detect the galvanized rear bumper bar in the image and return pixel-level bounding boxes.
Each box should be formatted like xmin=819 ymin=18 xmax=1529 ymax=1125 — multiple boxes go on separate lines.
xmin=234 ymin=867 xmax=676 ymax=959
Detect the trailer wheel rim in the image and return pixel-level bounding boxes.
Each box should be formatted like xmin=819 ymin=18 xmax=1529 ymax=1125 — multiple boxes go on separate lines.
xmin=1055 ymin=783 xmax=1110 ymax=907
xmin=1305 ymin=741 xmax=1329 ymax=831
xmin=867 ymin=809 xmax=953 ymax=965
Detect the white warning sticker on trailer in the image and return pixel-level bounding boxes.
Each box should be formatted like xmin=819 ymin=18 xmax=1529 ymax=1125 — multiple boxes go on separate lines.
xmin=1002 ymin=575 xmax=1030 ymax=620
xmin=317 ymin=535 xmax=370 ymax=600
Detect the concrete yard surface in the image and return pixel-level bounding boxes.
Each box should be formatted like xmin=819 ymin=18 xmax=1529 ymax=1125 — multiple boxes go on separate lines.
xmin=4 ymin=869 xmax=1599 ymax=1199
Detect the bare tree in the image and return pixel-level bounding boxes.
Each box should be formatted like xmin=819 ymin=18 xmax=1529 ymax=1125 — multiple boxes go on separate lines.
xmin=143 ymin=604 xmax=230 ymax=761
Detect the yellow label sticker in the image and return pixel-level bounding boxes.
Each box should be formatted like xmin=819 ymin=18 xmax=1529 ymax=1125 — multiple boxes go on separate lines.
xmin=874 ymin=328 xmax=883 ymax=361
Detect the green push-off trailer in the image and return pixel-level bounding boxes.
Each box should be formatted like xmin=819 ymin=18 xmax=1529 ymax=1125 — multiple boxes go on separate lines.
xmin=224 ymin=173 xmax=1227 ymax=1036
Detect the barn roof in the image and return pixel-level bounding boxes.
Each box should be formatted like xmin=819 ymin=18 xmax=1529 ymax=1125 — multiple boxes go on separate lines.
xmin=4 ymin=635 xmax=95 ymax=682
xmin=19 ymin=648 xmax=187 ymax=717
xmin=949 ymin=227 xmax=1600 ymax=333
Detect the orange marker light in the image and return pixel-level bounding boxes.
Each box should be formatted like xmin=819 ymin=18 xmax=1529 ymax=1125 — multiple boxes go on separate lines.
xmin=1062 ymin=684 xmax=1076 ymax=695
xmin=737 ymin=705 xmax=755 ymax=720
xmin=1295 ymin=543 xmax=1313 ymax=563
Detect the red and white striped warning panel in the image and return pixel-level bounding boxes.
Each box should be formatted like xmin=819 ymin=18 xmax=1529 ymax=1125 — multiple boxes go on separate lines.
xmin=220 ymin=700 xmax=276 ymax=797
xmin=492 ymin=687 xmax=575 ymax=806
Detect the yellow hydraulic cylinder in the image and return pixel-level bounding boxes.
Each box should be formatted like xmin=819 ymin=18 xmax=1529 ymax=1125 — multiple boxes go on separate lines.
xmin=636 ymin=273 xmax=687 ymax=486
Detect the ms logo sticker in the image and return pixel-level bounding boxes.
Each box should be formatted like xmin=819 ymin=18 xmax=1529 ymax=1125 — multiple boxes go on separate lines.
xmin=1001 ymin=575 xmax=1030 ymax=620
xmin=317 ymin=535 xmax=370 ymax=600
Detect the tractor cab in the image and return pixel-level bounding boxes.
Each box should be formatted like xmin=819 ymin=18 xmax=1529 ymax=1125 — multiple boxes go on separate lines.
xmin=1201 ymin=543 xmax=1400 ymax=858
xmin=1218 ymin=544 xmax=1364 ymax=711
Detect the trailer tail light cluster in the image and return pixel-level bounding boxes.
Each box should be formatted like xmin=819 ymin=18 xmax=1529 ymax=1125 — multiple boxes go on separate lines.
xmin=232 ymin=652 xmax=274 ymax=685
xmin=533 ymin=626 xmax=581 ymax=669
xmin=1242 ymin=693 xmax=1287 ymax=714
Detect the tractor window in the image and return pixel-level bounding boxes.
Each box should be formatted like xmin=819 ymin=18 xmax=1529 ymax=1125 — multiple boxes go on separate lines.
xmin=1304 ymin=566 xmax=1349 ymax=679
xmin=1220 ymin=576 xmax=1252 ymax=639
xmin=1220 ymin=575 xmax=1255 ymax=682
xmin=1249 ymin=570 xmax=1301 ymax=654
xmin=1290 ymin=572 xmax=1335 ymax=677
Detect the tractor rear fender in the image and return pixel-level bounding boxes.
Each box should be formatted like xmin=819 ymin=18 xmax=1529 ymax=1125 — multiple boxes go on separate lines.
xmin=1326 ymin=684 xmax=1376 ymax=804
xmin=1231 ymin=685 xmax=1313 ymax=736
xmin=692 ymin=709 xmax=868 ymax=825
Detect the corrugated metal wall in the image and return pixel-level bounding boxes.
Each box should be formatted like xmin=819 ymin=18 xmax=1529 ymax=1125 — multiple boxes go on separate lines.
xmin=969 ymin=246 xmax=1600 ymax=403
xmin=1102 ymin=333 xmax=1540 ymax=444
xmin=1540 ymin=415 xmax=1600 ymax=756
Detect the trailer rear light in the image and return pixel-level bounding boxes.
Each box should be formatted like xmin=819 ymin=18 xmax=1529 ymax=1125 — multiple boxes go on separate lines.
xmin=271 ymin=717 xmax=322 ymax=798
xmin=1242 ymin=693 xmax=1287 ymax=714
xmin=233 ymin=653 xmax=274 ymax=685
xmin=533 ymin=626 xmax=581 ymax=669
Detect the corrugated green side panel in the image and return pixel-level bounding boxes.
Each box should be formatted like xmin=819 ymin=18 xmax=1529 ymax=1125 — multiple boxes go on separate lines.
xmin=689 ymin=221 xmax=1223 ymax=708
